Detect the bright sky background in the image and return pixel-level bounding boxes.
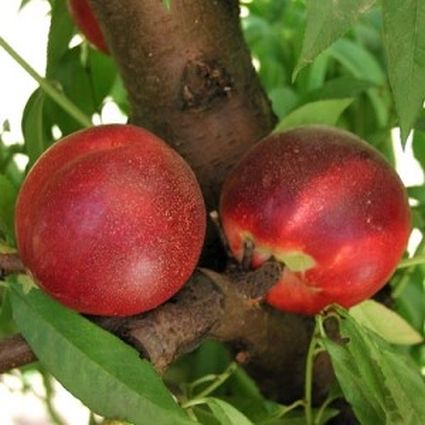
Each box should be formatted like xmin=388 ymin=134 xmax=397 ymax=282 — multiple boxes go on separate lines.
xmin=0 ymin=1 xmax=50 ymax=143
xmin=0 ymin=1 xmax=424 ymax=423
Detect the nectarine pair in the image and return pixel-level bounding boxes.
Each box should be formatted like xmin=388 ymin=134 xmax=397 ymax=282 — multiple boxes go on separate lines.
xmin=15 ymin=124 xmax=410 ymax=317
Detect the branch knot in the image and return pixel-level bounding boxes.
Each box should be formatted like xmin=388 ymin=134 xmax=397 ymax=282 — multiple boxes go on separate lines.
xmin=180 ymin=58 xmax=233 ymax=111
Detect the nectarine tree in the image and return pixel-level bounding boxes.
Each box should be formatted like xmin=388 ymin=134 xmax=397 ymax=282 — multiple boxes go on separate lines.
xmin=0 ymin=1 xmax=425 ymax=424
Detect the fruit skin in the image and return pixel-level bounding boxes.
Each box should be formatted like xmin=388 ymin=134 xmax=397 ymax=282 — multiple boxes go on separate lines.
xmin=15 ymin=124 xmax=206 ymax=316
xmin=220 ymin=126 xmax=411 ymax=315
xmin=67 ymin=0 xmax=108 ymax=54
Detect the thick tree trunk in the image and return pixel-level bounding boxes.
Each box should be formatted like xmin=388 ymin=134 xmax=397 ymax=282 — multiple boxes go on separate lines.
xmin=89 ymin=0 xmax=275 ymax=208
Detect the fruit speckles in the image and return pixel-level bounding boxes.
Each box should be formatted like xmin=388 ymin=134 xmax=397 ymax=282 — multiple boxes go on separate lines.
xmin=16 ymin=124 xmax=206 ymax=316
xmin=220 ymin=126 xmax=411 ymax=315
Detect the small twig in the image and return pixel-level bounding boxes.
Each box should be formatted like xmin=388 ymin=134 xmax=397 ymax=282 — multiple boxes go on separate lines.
xmin=241 ymin=239 xmax=255 ymax=270
xmin=230 ymin=259 xmax=283 ymax=300
xmin=182 ymin=362 xmax=237 ymax=408
xmin=0 ymin=334 xmax=36 ymax=373
xmin=0 ymin=253 xmax=26 ymax=278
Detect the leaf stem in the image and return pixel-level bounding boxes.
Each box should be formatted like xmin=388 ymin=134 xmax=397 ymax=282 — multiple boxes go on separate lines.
xmin=304 ymin=319 xmax=320 ymax=425
xmin=181 ymin=362 xmax=237 ymax=409
xmin=314 ymin=391 xmax=340 ymax=425
xmin=396 ymin=254 xmax=425 ymax=269
xmin=0 ymin=36 xmax=92 ymax=128
xmin=195 ymin=362 xmax=237 ymax=400
xmin=181 ymin=397 xmax=208 ymax=410
xmin=281 ymin=399 xmax=306 ymax=416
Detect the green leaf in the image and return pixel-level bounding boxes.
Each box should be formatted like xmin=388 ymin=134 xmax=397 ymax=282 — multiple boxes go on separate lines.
xmin=0 ymin=174 xmax=17 ymax=244
xmin=328 ymin=39 xmax=385 ymax=85
xmin=44 ymin=46 xmax=96 ymax=136
xmin=87 ymin=50 xmax=118 ymax=108
xmin=408 ymin=185 xmax=425 ymax=204
xmin=10 ymin=286 xmax=193 ymax=425
xmin=21 ymin=88 xmax=46 ymax=166
xmin=304 ymin=77 xmax=374 ymax=102
xmin=294 ymin=0 xmax=376 ymax=78
xmin=245 ymin=407 xmax=338 ymax=425
xmin=321 ymin=308 xmax=425 ymax=425
xmin=394 ymin=268 xmax=425 ymax=337
xmin=382 ymin=0 xmax=425 ymax=142
xmin=0 ymin=288 xmax=17 ymax=338
xmin=269 ymin=87 xmax=299 ymax=120
xmin=349 ymin=300 xmax=423 ymax=345
xmin=412 ymin=129 xmax=425 ymax=169
xmin=110 ymin=75 xmax=130 ymax=116
xmin=19 ymin=0 xmax=32 ymax=10
xmin=46 ymin=0 xmax=75 ymax=78
xmin=274 ymin=98 xmax=353 ymax=132
xmin=205 ymin=398 xmax=254 ymax=425
xmin=55 ymin=48 xmax=96 ymax=116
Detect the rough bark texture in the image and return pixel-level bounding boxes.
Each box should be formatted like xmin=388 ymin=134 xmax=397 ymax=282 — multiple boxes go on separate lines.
xmin=89 ymin=0 xmax=275 ymax=208
xmin=0 ymin=254 xmax=25 ymax=278
xmin=0 ymin=334 xmax=35 ymax=373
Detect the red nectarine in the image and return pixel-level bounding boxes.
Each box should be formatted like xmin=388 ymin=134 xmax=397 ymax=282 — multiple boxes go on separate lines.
xmin=15 ymin=124 xmax=206 ymax=316
xmin=220 ymin=126 xmax=411 ymax=315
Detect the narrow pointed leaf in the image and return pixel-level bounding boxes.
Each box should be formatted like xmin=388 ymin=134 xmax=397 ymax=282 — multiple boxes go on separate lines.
xmin=0 ymin=174 xmax=17 ymax=244
xmin=322 ymin=308 xmax=425 ymax=425
xmin=382 ymin=0 xmax=425 ymax=142
xmin=349 ymin=300 xmax=423 ymax=345
xmin=46 ymin=0 xmax=75 ymax=78
xmin=22 ymin=88 xmax=46 ymax=166
xmin=10 ymin=286 xmax=193 ymax=425
xmin=294 ymin=0 xmax=376 ymax=78
xmin=205 ymin=398 xmax=254 ymax=425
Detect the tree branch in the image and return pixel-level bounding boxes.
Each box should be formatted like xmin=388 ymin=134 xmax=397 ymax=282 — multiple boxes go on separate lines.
xmin=0 ymin=261 xmax=332 ymax=401
xmin=0 ymin=253 xmax=25 ymax=278
xmin=0 ymin=334 xmax=35 ymax=373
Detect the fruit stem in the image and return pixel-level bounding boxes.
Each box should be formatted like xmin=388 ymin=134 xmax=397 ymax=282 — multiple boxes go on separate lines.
xmin=242 ymin=239 xmax=255 ymax=270
xmin=0 ymin=36 xmax=92 ymax=128
xmin=304 ymin=318 xmax=320 ymax=425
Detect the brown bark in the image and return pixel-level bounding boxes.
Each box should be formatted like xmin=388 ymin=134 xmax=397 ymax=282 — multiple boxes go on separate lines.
xmin=89 ymin=0 xmax=275 ymax=208
xmin=0 ymin=334 xmax=35 ymax=372
xmin=0 ymin=254 xmax=25 ymax=278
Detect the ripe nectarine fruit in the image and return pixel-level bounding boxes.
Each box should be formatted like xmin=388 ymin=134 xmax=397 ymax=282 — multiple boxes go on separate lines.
xmin=16 ymin=124 xmax=206 ymax=316
xmin=220 ymin=126 xmax=411 ymax=315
